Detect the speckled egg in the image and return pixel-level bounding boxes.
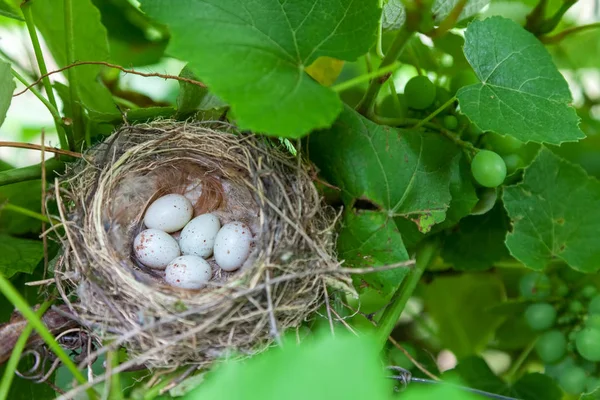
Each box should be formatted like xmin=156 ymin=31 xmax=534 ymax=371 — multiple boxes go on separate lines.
xmin=179 ymin=213 xmax=221 ymax=258
xmin=133 ymin=229 xmax=180 ymax=269
xmin=165 ymin=255 xmax=212 ymax=289
xmin=214 ymin=222 xmax=252 ymax=272
xmin=143 ymin=194 xmax=193 ymax=233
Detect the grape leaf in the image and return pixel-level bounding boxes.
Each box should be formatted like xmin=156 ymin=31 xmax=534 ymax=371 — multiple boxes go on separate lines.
xmin=309 ymin=105 xmax=458 ymax=232
xmin=432 ymin=0 xmax=490 ymax=23
xmin=0 ymin=0 xmax=23 ymax=21
xmin=176 ymin=65 xmax=226 ymax=117
xmin=0 ymin=60 xmax=14 ymax=128
xmin=0 ymin=235 xmax=43 ymax=278
xmin=31 ymin=0 xmax=116 ymax=117
xmin=337 ymin=210 xmax=410 ymax=297
xmin=382 ymin=0 xmax=406 ymax=31
xmin=141 ymin=0 xmax=380 ymax=137
xmin=503 ymin=148 xmax=600 ymax=273
xmin=454 ymin=357 xmax=562 ymax=400
xmin=91 ymin=0 xmax=168 ymax=67
xmin=305 ymin=56 xmax=344 ymax=87
xmin=0 ymin=180 xmax=42 ymax=235
xmin=457 ymin=17 xmax=584 ymax=144
xmin=442 ymin=204 xmax=510 ymax=271
xmin=423 ymin=274 xmax=505 ymax=357
xmin=186 ymin=333 xmax=391 ymax=400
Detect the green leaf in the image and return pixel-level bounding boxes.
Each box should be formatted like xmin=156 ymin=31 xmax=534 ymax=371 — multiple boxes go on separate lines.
xmin=457 ymin=17 xmax=584 ymax=145
xmin=0 ymin=0 xmax=23 ymax=21
xmin=31 ymin=0 xmax=117 ymax=116
xmin=0 ymin=235 xmax=43 ymax=278
xmin=432 ymin=0 xmax=490 ymax=23
xmin=0 ymin=59 xmax=14 ymax=127
xmin=454 ymin=357 xmax=562 ymax=400
xmin=423 ymin=274 xmax=505 ymax=357
xmin=186 ymin=333 xmax=391 ymax=400
xmin=503 ymin=148 xmax=600 ymax=272
xmin=92 ymin=0 xmax=168 ymax=67
xmin=310 ymin=105 xmax=458 ymax=232
xmin=382 ymin=0 xmax=405 ymax=31
xmin=141 ymin=0 xmax=380 ymax=137
xmin=337 ymin=210 xmax=410 ymax=297
xmin=442 ymin=203 xmax=510 ymax=271
xmin=0 ymin=180 xmax=42 ymax=235
xmin=176 ymin=65 xmax=226 ymax=117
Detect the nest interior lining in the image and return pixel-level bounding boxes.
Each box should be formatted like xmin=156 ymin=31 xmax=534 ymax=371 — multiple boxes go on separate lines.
xmin=53 ymin=121 xmax=344 ymax=368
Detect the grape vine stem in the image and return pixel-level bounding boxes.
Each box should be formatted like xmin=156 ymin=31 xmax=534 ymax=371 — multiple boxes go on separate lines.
xmin=540 ymin=22 xmax=600 ymax=44
xmin=356 ymin=27 xmax=413 ymax=116
xmin=375 ymin=238 xmax=439 ymax=349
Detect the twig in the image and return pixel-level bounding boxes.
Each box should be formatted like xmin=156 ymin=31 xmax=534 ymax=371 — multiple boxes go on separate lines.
xmin=264 ymin=269 xmax=281 ymax=346
xmin=388 ymin=336 xmax=440 ymax=381
xmin=322 ymin=280 xmax=335 ymax=336
xmin=0 ymin=141 xmax=82 ymax=158
xmin=540 ymin=22 xmax=600 ymax=44
xmin=329 ymin=306 xmax=358 ymax=336
xmin=14 ymin=61 xmax=206 ymax=98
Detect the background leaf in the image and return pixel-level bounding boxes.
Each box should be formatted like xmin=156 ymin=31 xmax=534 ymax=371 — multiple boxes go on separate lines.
xmin=503 ymin=148 xmax=600 ymax=272
xmin=31 ymin=0 xmax=117 ymax=116
xmin=337 ymin=210 xmax=410 ymax=297
xmin=141 ymin=0 xmax=380 ymax=137
xmin=442 ymin=203 xmax=510 ymax=271
xmin=382 ymin=0 xmax=406 ymax=31
xmin=423 ymin=273 xmax=505 ymax=357
xmin=0 ymin=180 xmax=42 ymax=235
xmin=431 ymin=0 xmax=490 ymax=23
xmin=457 ymin=17 xmax=584 ymax=144
xmin=0 ymin=234 xmax=43 ymax=278
xmin=453 ymin=356 xmax=562 ymax=400
xmin=309 ymin=106 xmax=459 ymax=232
xmin=0 ymin=59 xmax=14 ymax=127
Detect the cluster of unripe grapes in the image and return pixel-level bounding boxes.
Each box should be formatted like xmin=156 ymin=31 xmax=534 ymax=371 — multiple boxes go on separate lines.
xmin=519 ymin=272 xmax=600 ymax=394
xmin=376 ymin=71 xmax=531 ymax=190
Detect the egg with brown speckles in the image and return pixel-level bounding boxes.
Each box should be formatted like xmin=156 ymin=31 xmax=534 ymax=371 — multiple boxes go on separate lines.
xmin=165 ymin=255 xmax=212 ymax=289
xmin=214 ymin=222 xmax=252 ymax=272
xmin=133 ymin=229 xmax=180 ymax=269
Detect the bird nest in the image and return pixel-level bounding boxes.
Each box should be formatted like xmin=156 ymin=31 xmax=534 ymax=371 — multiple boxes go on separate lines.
xmin=52 ymin=121 xmax=346 ymax=369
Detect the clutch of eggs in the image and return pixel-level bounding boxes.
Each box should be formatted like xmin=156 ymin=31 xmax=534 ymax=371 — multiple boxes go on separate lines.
xmin=133 ymin=193 xmax=252 ymax=289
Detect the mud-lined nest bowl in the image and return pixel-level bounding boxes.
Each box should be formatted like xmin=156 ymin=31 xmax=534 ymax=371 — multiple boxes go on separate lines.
xmin=53 ymin=121 xmax=345 ymax=368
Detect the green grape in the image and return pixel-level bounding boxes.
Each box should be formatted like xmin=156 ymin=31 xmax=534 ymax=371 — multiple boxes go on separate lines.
xmin=450 ymin=70 xmax=479 ymax=94
xmin=471 ymin=150 xmax=507 ymax=188
xmin=586 ymin=377 xmax=600 ymax=393
xmin=587 ymin=315 xmax=600 ymax=330
xmin=525 ymin=303 xmax=556 ymax=331
xmin=576 ymin=327 xmax=600 ymax=361
xmin=589 ymin=295 xmax=600 ymax=315
xmin=535 ymin=330 xmax=567 ymax=363
xmin=443 ymin=115 xmax=458 ymax=130
xmin=570 ymin=300 xmax=585 ymax=314
xmin=519 ymin=272 xmax=551 ymax=300
xmin=485 ymin=132 xmax=524 ymax=155
xmin=545 ymin=357 xmax=575 ymax=380
xmin=376 ymin=93 xmax=408 ymax=118
xmin=555 ymin=282 xmax=569 ymax=297
xmin=404 ymin=76 xmax=436 ymax=110
xmin=434 ymin=87 xmax=453 ymax=109
xmin=503 ymin=153 xmax=524 ymax=174
xmin=580 ymin=359 xmax=597 ymax=375
xmin=581 ymin=285 xmax=598 ymax=299
xmin=559 ymin=365 xmax=587 ymax=394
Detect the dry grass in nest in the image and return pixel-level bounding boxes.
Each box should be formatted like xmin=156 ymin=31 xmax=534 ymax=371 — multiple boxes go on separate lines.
xmin=50 ymin=120 xmax=349 ymax=369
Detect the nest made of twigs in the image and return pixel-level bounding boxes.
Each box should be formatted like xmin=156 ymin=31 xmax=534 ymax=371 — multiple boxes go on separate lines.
xmin=52 ymin=120 xmax=347 ymax=368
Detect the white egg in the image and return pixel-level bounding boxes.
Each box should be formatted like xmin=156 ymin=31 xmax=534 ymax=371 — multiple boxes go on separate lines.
xmin=214 ymin=222 xmax=252 ymax=272
xmin=179 ymin=213 xmax=221 ymax=258
xmin=144 ymin=194 xmax=193 ymax=233
xmin=133 ymin=229 xmax=180 ymax=269
xmin=165 ymin=255 xmax=212 ymax=289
